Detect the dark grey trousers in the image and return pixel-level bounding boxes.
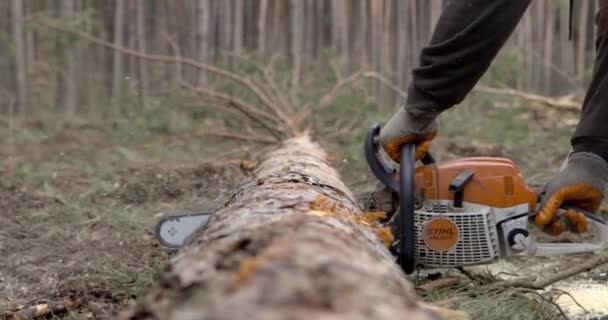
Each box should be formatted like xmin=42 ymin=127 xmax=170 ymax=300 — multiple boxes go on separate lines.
xmin=406 ymin=0 xmax=608 ymax=160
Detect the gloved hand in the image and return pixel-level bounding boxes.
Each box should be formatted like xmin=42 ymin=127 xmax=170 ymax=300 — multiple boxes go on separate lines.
xmin=379 ymin=106 xmax=439 ymax=163
xmin=533 ymin=152 xmax=608 ymax=235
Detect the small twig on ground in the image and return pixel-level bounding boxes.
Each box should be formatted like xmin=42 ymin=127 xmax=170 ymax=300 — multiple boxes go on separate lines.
xmin=549 ymin=288 xmax=589 ymax=314
xmin=515 ymin=288 xmax=571 ymax=320
xmin=418 ymin=277 xmax=462 ymax=292
xmin=5 ymin=297 xmax=81 ymax=320
xmin=432 ymin=297 xmax=466 ymax=308
xmin=456 ymin=267 xmax=486 ymax=284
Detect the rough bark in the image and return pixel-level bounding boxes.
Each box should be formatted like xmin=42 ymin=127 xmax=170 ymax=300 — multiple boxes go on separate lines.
xmin=119 ymin=136 xmax=467 ymax=320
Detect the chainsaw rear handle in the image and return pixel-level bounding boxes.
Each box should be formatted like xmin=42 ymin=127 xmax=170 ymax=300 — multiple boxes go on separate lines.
xmin=364 ymin=123 xmax=434 ymax=274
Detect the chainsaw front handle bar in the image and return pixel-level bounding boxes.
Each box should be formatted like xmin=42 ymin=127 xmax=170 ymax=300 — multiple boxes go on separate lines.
xmin=364 ymin=123 xmax=435 ymax=274
xmin=399 ymin=143 xmax=416 ymax=274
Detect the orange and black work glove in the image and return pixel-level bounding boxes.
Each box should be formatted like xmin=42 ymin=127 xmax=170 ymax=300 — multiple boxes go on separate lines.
xmin=533 ymin=152 xmax=608 ymax=235
xmin=379 ymin=106 xmax=439 ymax=163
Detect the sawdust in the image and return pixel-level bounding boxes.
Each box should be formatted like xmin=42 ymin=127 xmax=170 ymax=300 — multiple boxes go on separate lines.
xmin=360 ymin=211 xmax=388 ymax=224
xmin=230 ymin=256 xmax=268 ymax=291
xmin=376 ymin=227 xmax=394 ymax=248
xmin=309 ymin=195 xmax=394 ymax=247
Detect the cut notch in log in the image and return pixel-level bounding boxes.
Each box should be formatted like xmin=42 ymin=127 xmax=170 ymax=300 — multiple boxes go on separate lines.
xmin=119 ymin=136 xmax=467 ymax=320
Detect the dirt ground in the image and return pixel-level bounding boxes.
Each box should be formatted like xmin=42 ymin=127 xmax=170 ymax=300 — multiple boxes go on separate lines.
xmin=1 ymin=121 xmax=250 ymax=319
xmin=1 ymin=110 xmax=607 ymax=319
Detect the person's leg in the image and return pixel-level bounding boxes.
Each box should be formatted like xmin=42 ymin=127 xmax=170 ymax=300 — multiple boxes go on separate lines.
xmin=572 ymin=0 xmax=608 ymax=162
xmin=406 ymin=0 xmax=531 ymax=116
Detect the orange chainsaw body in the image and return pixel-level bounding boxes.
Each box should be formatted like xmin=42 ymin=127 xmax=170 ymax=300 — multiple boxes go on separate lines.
xmin=414 ymin=157 xmax=537 ymax=211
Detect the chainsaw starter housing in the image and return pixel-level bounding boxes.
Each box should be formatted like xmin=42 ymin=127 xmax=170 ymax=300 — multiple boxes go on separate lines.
xmin=412 ymin=157 xmax=537 ymax=268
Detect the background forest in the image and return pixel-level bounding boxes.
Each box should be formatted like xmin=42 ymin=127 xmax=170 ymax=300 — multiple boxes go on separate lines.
xmin=1 ymin=0 xmax=597 ymax=116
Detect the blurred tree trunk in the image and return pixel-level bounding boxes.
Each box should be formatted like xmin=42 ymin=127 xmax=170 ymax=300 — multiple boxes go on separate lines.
xmin=523 ymin=10 xmax=534 ymax=89
xmin=197 ymin=0 xmax=211 ymax=84
xmin=233 ymin=0 xmax=244 ymax=56
xmin=397 ymin=0 xmax=411 ymax=94
xmin=331 ymin=0 xmax=349 ymax=70
xmin=111 ymin=0 xmax=125 ymax=112
xmin=381 ymin=0 xmax=393 ymax=107
xmin=303 ymin=0 xmax=315 ymax=69
xmin=577 ymin=0 xmax=590 ymax=88
xmin=11 ymin=0 xmax=27 ymax=114
xmin=219 ymin=0 xmax=233 ymax=68
xmin=409 ymin=1 xmax=419 ymax=75
xmin=543 ymin=0 xmax=556 ymax=94
xmin=370 ymin=0 xmax=382 ymax=107
xmin=257 ymin=0 xmax=268 ymax=58
xmin=136 ymin=0 xmax=148 ymax=109
xmin=358 ymin=0 xmax=369 ymax=68
xmin=289 ymin=0 xmax=304 ymax=87
xmin=558 ymin=0 xmax=576 ymax=88
xmin=59 ymin=0 xmax=79 ymax=116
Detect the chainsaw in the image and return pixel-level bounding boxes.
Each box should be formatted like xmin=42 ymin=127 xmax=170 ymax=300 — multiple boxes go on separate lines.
xmin=154 ymin=123 xmax=608 ymax=274
xmin=362 ymin=123 xmax=608 ymax=274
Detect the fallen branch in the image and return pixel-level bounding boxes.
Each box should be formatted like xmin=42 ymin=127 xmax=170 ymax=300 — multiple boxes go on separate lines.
xmin=318 ymin=70 xmax=364 ymax=109
xmin=474 ymin=85 xmax=581 ymax=111
xmin=180 ymin=81 xmax=285 ymax=139
xmin=532 ymin=254 xmax=608 ymax=288
xmin=5 ymin=297 xmax=81 ymax=320
xmin=39 ymin=18 xmax=301 ymax=137
xmin=362 ymin=71 xmax=408 ymax=99
xmin=318 ymin=69 xmax=407 ymax=111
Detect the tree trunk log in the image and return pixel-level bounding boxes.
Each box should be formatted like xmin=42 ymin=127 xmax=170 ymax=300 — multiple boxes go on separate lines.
xmin=119 ymin=136 xmax=467 ymax=320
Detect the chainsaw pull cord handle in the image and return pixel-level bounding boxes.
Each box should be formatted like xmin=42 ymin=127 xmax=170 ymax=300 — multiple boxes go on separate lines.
xmin=399 ymin=143 xmax=416 ymax=274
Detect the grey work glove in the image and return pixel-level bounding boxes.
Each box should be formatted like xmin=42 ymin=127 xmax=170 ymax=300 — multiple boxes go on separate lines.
xmin=533 ymin=152 xmax=608 ymax=235
xmin=379 ymin=106 xmax=439 ymax=163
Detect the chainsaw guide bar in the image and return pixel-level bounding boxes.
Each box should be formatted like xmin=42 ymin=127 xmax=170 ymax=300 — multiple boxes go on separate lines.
xmin=155 ymin=211 xmax=214 ymax=248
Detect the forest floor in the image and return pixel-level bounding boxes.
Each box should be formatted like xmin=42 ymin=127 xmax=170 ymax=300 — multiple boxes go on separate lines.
xmin=1 ymin=99 xmax=607 ymax=320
